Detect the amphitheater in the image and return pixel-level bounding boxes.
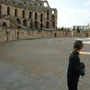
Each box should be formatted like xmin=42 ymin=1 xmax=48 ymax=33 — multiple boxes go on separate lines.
xmin=0 ymin=0 xmax=57 ymax=29
xmin=0 ymin=0 xmax=90 ymax=42
xmin=0 ymin=1 xmax=90 ymax=90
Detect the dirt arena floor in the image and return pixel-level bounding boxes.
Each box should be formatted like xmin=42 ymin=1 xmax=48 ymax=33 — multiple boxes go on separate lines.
xmin=0 ymin=38 xmax=90 ymax=90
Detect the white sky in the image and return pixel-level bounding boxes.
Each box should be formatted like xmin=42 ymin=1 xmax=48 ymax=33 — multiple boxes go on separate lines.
xmin=48 ymin=0 xmax=90 ymax=28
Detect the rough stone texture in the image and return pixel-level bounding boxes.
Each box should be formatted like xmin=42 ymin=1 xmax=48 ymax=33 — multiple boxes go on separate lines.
xmin=0 ymin=26 xmax=90 ymax=42
xmin=0 ymin=0 xmax=57 ymax=30
xmin=0 ymin=38 xmax=90 ymax=90
xmin=0 ymin=27 xmax=73 ymax=42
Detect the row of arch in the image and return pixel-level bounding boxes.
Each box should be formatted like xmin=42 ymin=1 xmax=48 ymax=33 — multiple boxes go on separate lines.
xmin=1 ymin=19 xmax=55 ymax=29
xmin=0 ymin=5 xmax=42 ymax=20
xmin=0 ymin=5 xmax=55 ymax=29
xmin=16 ymin=18 xmax=54 ymax=29
xmin=0 ymin=5 xmax=55 ymax=21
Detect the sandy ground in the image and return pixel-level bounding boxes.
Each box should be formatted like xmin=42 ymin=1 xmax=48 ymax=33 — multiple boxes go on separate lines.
xmin=0 ymin=38 xmax=90 ymax=90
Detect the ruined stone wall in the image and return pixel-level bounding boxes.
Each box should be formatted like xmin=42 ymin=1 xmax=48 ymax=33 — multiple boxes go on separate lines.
xmin=73 ymin=31 xmax=90 ymax=37
xmin=1 ymin=27 xmax=90 ymax=42
xmin=0 ymin=2 xmax=57 ymax=30
xmin=0 ymin=27 xmax=72 ymax=42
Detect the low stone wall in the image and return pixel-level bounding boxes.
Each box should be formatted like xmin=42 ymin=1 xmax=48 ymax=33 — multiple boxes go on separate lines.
xmin=73 ymin=31 xmax=90 ymax=37
xmin=0 ymin=27 xmax=90 ymax=42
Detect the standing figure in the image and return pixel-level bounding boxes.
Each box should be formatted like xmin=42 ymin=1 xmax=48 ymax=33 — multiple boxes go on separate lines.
xmin=67 ymin=40 xmax=85 ymax=90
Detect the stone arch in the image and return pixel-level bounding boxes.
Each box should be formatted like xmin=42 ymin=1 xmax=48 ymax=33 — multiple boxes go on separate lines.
xmin=6 ymin=31 xmax=9 ymax=41
xmin=17 ymin=18 xmax=21 ymax=24
xmin=30 ymin=20 xmax=33 ymax=29
xmin=40 ymin=23 xmax=43 ymax=30
xmin=7 ymin=7 xmax=10 ymax=15
xmin=51 ymin=15 xmax=55 ymax=21
xmin=44 ymin=2 xmax=48 ymax=7
xmin=0 ymin=5 xmax=2 ymax=18
xmin=29 ymin=12 xmax=32 ymax=19
xmin=15 ymin=9 xmax=18 ymax=17
xmin=23 ymin=19 xmax=27 ymax=26
xmin=34 ymin=21 xmax=38 ymax=28
xmin=47 ymin=10 xmax=49 ymax=20
xmin=22 ymin=10 xmax=25 ymax=18
xmin=54 ymin=33 xmax=57 ymax=37
xmin=40 ymin=13 xmax=43 ymax=22
xmin=2 ymin=22 xmax=7 ymax=27
xmin=52 ymin=11 xmax=55 ymax=14
xmin=18 ymin=26 xmax=21 ymax=29
xmin=35 ymin=12 xmax=37 ymax=20
xmin=35 ymin=3 xmax=38 ymax=6
xmin=52 ymin=22 xmax=55 ymax=28
xmin=46 ymin=22 xmax=49 ymax=28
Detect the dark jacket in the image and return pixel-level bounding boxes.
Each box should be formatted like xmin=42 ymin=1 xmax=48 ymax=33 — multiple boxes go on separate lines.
xmin=67 ymin=52 xmax=85 ymax=82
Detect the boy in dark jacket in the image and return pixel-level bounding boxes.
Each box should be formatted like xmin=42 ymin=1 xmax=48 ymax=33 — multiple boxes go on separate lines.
xmin=67 ymin=40 xmax=85 ymax=90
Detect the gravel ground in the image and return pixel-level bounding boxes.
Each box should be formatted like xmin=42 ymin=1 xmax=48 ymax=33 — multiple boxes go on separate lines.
xmin=0 ymin=38 xmax=90 ymax=90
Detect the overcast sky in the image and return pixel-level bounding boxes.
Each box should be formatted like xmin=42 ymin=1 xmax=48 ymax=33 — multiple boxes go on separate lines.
xmin=48 ymin=0 xmax=90 ymax=27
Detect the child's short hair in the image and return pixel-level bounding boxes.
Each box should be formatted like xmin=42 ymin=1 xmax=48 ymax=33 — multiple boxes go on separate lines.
xmin=73 ymin=40 xmax=84 ymax=50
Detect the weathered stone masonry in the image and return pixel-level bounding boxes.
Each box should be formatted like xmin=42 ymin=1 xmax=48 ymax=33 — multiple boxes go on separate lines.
xmin=0 ymin=0 xmax=57 ymax=30
xmin=0 ymin=0 xmax=90 ymax=42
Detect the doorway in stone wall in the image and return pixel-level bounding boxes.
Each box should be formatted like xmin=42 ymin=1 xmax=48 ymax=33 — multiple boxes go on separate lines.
xmin=46 ymin=22 xmax=49 ymax=28
xmin=23 ymin=19 xmax=27 ymax=26
xmin=35 ymin=21 xmax=38 ymax=29
xmin=17 ymin=18 xmax=21 ymax=24
xmin=2 ymin=22 xmax=7 ymax=27
xmin=40 ymin=23 xmax=43 ymax=30
xmin=30 ymin=20 xmax=33 ymax=29
xmin=6 ymin=31 xmax=9 ymax=41
xmin=54 ymin=33 xmax=57 ymax=38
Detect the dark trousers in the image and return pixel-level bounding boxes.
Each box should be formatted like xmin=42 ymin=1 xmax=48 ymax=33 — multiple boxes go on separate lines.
xmin=67 ymin=79 xmax=78 ymax=90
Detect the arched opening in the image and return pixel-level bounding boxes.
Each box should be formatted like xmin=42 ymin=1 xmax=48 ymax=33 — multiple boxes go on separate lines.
xmin=35 ymin=3 xmax=38 ymax=6
xmin=0 ymin=5 xmax=2 ymax=18
xmin=7 ymin=7 xmax=10 ymax=15
xmin=23 ymin=19 xmax=27 ymax=26
xmin=40 ymin=13 xmax=43 ymax=22
xmin=17 ymin=18 xmax=21 ymax=24
xmin=2 ymin=22 xmax=7 ymax=27
xmin=52 ymin=11 xmax=55 ymax=14
xmin=40 ymin=23 xmax=43 ymax=30
xmin=30 ymin=20 xmax=33 ymax=29
xmin=18 ymin=26 xmax=21 ymax=29
xmin=54 ymin=33 xmax=57 ymax=38
xmin=6 ymin=31 xmax=9 ymax=41
xmin=51 ymin=15 xmax=55 ymax=21
xmin=46 ymin=22 xmax=49 ymax=28
xmin=47 ymin=10 xmax=49 ymax=20
xmin=22 ymin=10 xmax=25 ymax=18
xmin=35 ymin=12 xmax=37 ymax=20
xmin=34 ymin=21 xmax=38 ymax=28
xmin=52 ymin=22 xmax=55 ymax=28
xmin=15 ymin=9 xmax=18 ymax=17
xmin=44 ymin=2 xmax=48 ymax=7
xmin=29 ymin=12 xmax=32 ymax=19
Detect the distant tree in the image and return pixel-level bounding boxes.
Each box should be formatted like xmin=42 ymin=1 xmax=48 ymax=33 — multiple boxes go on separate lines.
xmin=77 ymin=26 xmax=80 ymax=33
xmin=61 ymin=27 xmax=64 ymax=31
xmin=73 ymin=26 xmax=75 ymax=31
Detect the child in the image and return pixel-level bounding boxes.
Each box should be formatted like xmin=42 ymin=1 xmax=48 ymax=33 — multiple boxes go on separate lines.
xmin=67 ymin=40 xmax=85 ymax=90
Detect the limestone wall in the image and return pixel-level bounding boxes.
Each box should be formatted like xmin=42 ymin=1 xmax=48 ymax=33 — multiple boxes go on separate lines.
xmin=0 ymin=3 xmax=57 ymax=29
xmin=0 ymin=27 xmax=90 ymax=42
